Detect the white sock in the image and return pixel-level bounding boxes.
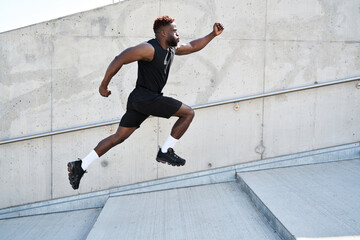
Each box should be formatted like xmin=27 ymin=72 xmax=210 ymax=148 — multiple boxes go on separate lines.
xmin=81 ymin=150 xmax=99 ymax=170
xmin=161 ymin=135 xmax=179 ymax=153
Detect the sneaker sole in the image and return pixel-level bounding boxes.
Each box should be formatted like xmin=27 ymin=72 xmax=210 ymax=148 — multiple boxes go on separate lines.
xmin=156 ymin=158 xmax=185 ymax=167
xmin=67 ymin=162 xmax=73 ymax=176
xmin=67 ymin=162 xmax=79 ymax=189
xmin=67 ymin=162 xmax=75 ymax=178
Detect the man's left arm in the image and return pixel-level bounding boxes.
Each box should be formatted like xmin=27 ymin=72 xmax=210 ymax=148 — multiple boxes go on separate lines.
xmin=175 ymin=23 xmax=224 ymax=56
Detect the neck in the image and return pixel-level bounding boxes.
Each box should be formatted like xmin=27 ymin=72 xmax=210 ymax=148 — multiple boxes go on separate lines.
xmin=155 ymin=36 xmax=169 ymax=50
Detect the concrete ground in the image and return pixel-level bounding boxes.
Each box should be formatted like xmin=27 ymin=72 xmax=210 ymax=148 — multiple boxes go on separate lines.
xmin=87 ymin=182 xmax=281 ymax=240
xmin=1 ymin=158 xmax=359 ymax=240
xmin=238 ymin=159 xmax=360 ymax=240
xmin=0 ymin=208 xmax=101 ymax=240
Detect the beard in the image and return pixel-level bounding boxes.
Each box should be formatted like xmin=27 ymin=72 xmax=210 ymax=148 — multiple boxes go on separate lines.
xmin=167 ymin=36 xmax=178 ymax=47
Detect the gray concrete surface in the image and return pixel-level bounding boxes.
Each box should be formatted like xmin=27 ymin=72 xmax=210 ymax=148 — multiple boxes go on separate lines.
xmin=1 ymin=0 xmax=360 ymax=209
xmin=1 ymin=142 xmax=357 ymax=220
xmin=1 ymin=149 xmax=360 ymax=239
xmin=238 ymin=159 xmax=360 ymax=240
xmin=0 ymin=208 xmax=101 ymax=240
xmin=263 ymin=82 xmax=360 ymax=158
xmin=86 ymin=182 xmax=281 ymax=240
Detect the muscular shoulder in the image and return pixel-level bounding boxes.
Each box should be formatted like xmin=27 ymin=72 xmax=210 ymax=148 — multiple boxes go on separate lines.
xmin=119 ymin=42 xmax=154 ymax=64
xmin=131 ymin=42 xmax=155 ymax=62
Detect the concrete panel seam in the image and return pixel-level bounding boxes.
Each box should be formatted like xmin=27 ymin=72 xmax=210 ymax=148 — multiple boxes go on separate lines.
xmin=260 ymin=0 xmax=268 ymax=160
xmin=50 ymin=48 xmax=54 ymax=200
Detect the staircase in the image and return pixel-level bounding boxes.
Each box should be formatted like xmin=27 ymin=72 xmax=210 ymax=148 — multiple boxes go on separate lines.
xmin=0 ymin=143 xmax=359 ymax=240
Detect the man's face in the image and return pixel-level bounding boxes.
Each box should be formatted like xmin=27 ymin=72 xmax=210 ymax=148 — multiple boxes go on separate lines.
xmin=165 ymin=22 xmax=180 ymax=47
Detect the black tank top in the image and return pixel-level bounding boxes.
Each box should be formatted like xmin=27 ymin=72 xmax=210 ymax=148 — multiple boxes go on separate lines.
xmin=136 ymin=39 xmax=175 ymax=94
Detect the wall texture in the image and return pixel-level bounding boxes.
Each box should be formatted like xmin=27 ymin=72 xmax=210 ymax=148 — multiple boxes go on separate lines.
xmin=1 ymin=0 xmax=360 ymax=209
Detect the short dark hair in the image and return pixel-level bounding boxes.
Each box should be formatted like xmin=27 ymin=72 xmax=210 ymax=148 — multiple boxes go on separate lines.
xmin=153 ymin=15 xmax=175 ymax=33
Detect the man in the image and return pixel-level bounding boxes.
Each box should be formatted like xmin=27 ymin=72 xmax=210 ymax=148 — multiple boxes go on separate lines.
xmin=67 ymin=16 xmax=224 ymax=190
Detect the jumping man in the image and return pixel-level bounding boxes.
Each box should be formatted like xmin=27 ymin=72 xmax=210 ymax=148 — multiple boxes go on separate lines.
xmin=67 ymin=16 xmax=224 ymax=190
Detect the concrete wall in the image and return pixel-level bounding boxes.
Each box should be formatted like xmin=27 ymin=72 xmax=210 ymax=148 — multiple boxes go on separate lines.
xmin=1 ymin=0 xmax=360 ymax=209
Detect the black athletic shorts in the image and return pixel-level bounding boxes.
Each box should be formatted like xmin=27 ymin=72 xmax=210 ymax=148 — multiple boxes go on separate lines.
xmin=120 ymin=87 xmax=182 ymax=128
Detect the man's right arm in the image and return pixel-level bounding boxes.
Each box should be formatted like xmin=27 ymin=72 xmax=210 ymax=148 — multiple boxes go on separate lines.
xmin=99 ymin=43 xmax=154 ymax=97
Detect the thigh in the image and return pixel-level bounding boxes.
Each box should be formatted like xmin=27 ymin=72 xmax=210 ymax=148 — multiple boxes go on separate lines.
xmin=172 ymin=103 xmax=193 ymax=117
xmin=120 ymin=104 xmax=149 ymax=128
xmin=134 ymin=95 xmax=182 ymax=119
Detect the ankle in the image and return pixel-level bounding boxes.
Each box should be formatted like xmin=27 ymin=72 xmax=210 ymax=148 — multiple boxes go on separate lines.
xmin=161 ymin=135 xmax=178 ymax=153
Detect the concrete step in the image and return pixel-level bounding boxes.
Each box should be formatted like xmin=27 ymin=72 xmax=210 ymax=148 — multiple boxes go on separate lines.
xmin=86 ymin=182 xmax=281 ymax=240
xmin=1 ymin=143 xmax=359 ymax=239
xmin=237 ymin=159 xmax=360 ymax=240
xmin=1 ymin=142 xmax=358 ymax=220
xmin=0 ymin=208 xmax=101 ymax=240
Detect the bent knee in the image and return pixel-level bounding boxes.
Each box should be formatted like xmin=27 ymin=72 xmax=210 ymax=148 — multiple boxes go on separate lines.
xmin=186 ymin=107 xmax=195 ymax=121
xmin=176 ymin=104 xmax=195 ymax=119
xmin=189 ymin=108 xmax=195 ymax=118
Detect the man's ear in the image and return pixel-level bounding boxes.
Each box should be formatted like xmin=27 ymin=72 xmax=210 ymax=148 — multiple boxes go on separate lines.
xmin=161 ymin=29 xmax=167 ymax=37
